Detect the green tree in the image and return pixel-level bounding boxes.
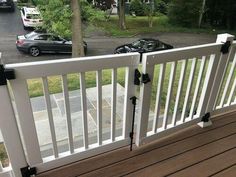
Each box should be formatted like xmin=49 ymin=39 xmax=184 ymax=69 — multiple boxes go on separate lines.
xmin=204 ymin=0 xmax=236 ymax=30
xmin=36 ymin=0 xmax=102 ymax=57
xmin=168 ymin=0 xmax=202 ymax=27
xmin=154 ymin=0 xmax=169 ymax=15
xmin=130 ymin=0 xmax=145 ymax=16
xmin=38 ymin=0 xmax=72 ymax=38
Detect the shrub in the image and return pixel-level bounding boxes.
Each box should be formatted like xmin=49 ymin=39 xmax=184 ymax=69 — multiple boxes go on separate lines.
xmin=81 ymin=1 xmax=105 ymax=23
xmin=154 ymin=0 xmax=168 ymax=15
xmin=168 ymin=0 xmax=202 ymax=27
xmin=129 ymin=0 xmax=145 ymax=16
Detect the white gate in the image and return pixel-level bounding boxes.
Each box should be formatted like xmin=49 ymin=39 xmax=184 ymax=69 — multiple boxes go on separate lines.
xmin=135 ymin=34 xmax=235 ymax=146
xmin=0 ymin=53 xmax=139 ymax=176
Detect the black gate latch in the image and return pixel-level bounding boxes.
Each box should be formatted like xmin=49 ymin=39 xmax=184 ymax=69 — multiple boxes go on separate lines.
xmin=221 ymin=41 xmax=231 ymax=54
xmin=21 ymin=166 xmax=37 ymax=177
xmin=130 ymin=96 xmax=137 ymax=151
xmin=134 ymin=69 xmax=141 ymax=85
xmin=0 ymin=64 xmax=15 ymax=86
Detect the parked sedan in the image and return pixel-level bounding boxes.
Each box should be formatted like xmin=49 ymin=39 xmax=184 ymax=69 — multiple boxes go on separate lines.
xmin=0 ymin=0 xmax=14 ymax=12
xmin=114 ymin=38 xmax=173 ymax=54
xmin=16 ymin=31 xmax=87 ymax=57
xmin=20 ymin=7 xmax=43 ymax=29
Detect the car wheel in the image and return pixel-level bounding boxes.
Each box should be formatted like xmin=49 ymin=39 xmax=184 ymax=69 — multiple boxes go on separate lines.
xmin=29 ymin=47 xmax=40 ymax=57
xmin=10 ymin=7 xmax=15 ymax=12
xmin=23 ymin=25 xmax=27 ymax=30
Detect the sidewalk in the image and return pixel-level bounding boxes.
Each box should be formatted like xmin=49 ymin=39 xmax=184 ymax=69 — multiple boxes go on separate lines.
xmin=31 ymin=84 xmax=132 ymax=148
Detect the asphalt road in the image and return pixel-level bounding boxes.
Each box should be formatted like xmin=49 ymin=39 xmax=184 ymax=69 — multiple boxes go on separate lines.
xmin=0 ymin=7 xmax=216 ymax=64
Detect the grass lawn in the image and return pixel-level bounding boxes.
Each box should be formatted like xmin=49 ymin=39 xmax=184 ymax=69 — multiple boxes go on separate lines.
xmin=0 ymin=143 xmax=8 ymax=167
xmin=27 ymin=68 xmax=127 ymax=97
xmin=90 ymin=15 xmax=236 ymax=37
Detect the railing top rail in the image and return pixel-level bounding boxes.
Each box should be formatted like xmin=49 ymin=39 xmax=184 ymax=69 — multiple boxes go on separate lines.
xmin=142 ymin=43 xmax=222 ymax=65
xmin=5 ymin=53 xmax=140 ymax=79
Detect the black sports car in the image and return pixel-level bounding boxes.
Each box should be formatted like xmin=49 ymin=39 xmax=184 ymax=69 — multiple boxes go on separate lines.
xmin=114 ymin=38 xmax=173 ymax=54
xmin=16 ymin=31 xmax=87 ymax=57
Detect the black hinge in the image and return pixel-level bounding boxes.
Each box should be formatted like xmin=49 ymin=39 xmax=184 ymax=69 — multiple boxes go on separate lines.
xmin=221 ymin=41 xmax=231 ymax=54
xmin=201 ymin=112 xmax=210 ymax=122
xmin=0 ymin=64 xmax=15 ymax=86
xmin=141 ymin=73 xmax=151 ymax=84
xmin=21 ymin=166 xmax=37 ymax=177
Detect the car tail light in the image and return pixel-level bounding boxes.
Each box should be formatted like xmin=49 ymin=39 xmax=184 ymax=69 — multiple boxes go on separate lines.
xmin=16 ymin=40 xmax=24 ymax=45
xmin=24 ymin=19 xmax=30 ymax=22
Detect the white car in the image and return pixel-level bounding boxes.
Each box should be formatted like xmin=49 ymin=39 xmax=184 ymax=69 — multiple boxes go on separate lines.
xmin=20 ymin=7 xmax=43 ymax=29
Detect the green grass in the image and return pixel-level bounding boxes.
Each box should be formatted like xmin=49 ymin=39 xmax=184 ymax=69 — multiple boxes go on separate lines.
xmin=0 ymin=143 xmax=8 ymax=167
xmin=27 ymin=68 xmax=126 ymax=97
xmin=91 ymin=15 xmax=236 ymax=37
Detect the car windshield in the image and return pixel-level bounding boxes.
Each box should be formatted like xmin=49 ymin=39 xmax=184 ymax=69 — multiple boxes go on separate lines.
xmin=25 ymin=32 xmax=38 ymax=39
xmin=131 ymin=40 xmax=146 ymax=48
xmin=26 ymin=14 xmax=41 ymax=19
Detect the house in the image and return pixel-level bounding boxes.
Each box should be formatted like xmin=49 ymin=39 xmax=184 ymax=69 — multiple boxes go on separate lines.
xmin=0 ymin=33 xmax=236 ymax=177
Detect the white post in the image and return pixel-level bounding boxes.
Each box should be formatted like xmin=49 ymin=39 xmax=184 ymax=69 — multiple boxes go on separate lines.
xmin=198 ymin=33 xmax=235 ymax=128
xmin=135 ymin=56 xmax=154 ymax=146
xmin=0 ymin=160 xmax=3 ymax=172
xmin=0 ymin=83 xmax=27 ymax=176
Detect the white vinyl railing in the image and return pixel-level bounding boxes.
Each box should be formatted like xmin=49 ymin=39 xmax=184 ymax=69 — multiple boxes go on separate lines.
xmin=0 ymin=34 xmax=235 ymax=177
xmin=1 ymin=53 xmax=139 ymax=176
xmin=136 ymin=34 xmax=235 ymax=146
xmin=213 ymin=42 xmax=236 ymax=112
xmin=0 ymin=132 xmax=13 ymax=177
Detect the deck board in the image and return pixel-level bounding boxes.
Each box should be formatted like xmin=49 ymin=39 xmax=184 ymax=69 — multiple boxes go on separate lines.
xmin=83 ymin=123 xmax=236 ymax=177
xmin=168 ymin=148 xmax=236 ymax=177
xmin=125 ymin=134 xmax=236 ymax=177
xmin=213 ymin=165 xmax=236 ymax=177
xmin=37 ymin=112 xmax=236 ymax=177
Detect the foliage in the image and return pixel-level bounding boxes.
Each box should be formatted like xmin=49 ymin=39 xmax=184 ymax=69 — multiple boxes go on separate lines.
xmin=168 ymin=0 xmax=202 ymax=27
xmin=81 ymin=1 xmax=106 ymax=23
xmin=154 ymin=0 xmax=169 ymax=15
xmin=204 ymin=0 xmax=236 ymax=30
xmin=36 ymin=0 xmax=72 ymax=38
xmin=34 ymin=0 xmax=106 ymax=38
xmin=129 ymin=0 xmax=146 ymax=16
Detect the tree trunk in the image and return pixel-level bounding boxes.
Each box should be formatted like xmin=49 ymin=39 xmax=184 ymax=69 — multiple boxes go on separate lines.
xmin=118 ymin=0 xmax=126 ymax=30
xmin=71 ymin=0 xmax=84 ymax=58
xmin=198 ymin=0 xmax=206 ymax=28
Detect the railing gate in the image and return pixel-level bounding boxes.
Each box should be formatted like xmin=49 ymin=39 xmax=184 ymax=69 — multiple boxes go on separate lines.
xmin=135 ymin=34 xmax=235 ymax=146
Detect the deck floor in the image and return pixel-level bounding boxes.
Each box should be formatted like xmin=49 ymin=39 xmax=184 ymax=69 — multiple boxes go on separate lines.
xmin=38 ymin=112 xmax=236 ymax=177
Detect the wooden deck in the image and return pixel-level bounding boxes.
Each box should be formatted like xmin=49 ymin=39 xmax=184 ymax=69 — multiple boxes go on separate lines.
xmin=37 ymin=112 xmax=236 ymax=177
